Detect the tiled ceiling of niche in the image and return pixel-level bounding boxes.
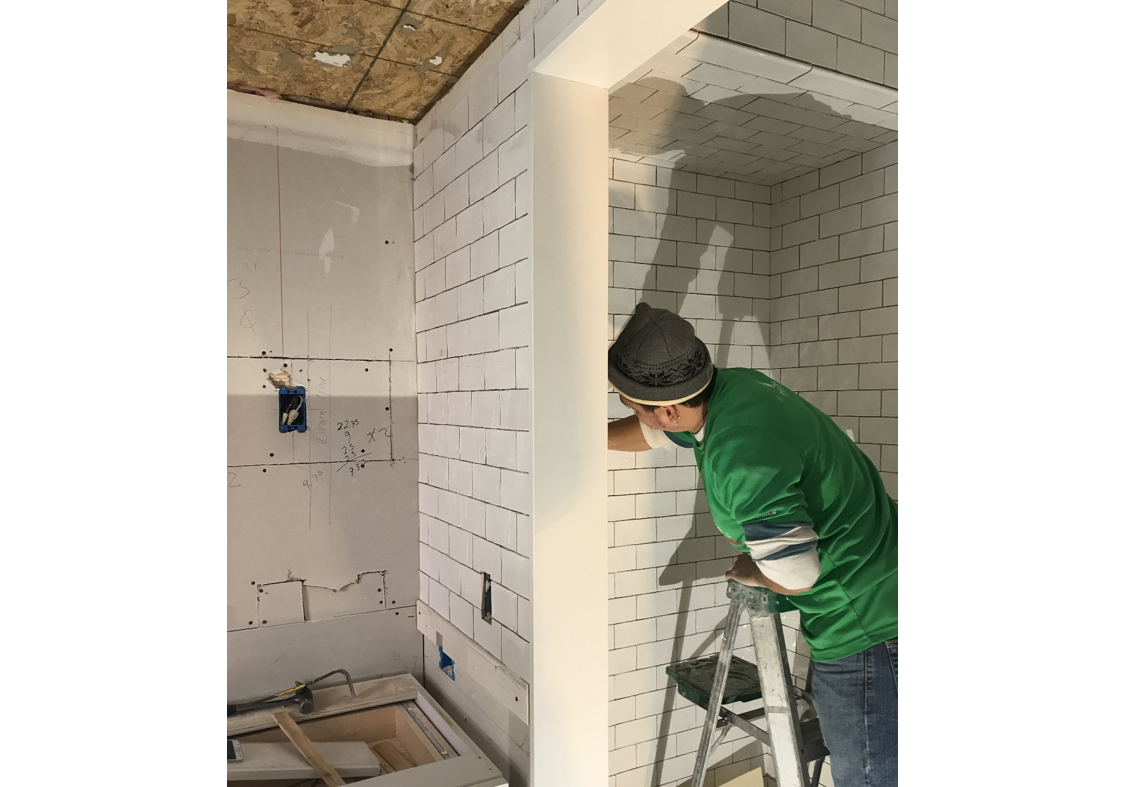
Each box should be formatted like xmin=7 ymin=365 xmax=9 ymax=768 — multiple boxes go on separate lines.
xmin=611 ymin=31 xmax=898 ymax=186
xmin=227 ymin=0 xmax=527 ymax=122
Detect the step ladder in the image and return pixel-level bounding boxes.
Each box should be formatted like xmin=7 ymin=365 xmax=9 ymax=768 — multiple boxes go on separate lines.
xmin=666 ymin=580 xmax=829 ymax=787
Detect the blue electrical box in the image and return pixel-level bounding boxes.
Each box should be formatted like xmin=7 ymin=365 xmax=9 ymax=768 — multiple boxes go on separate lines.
xmin=278 ymin=386 xmax=307 ymax=433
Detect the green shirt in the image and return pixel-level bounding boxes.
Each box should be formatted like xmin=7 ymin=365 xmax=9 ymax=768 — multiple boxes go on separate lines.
xmin=674 ymin=368 xmax=897 ymax=661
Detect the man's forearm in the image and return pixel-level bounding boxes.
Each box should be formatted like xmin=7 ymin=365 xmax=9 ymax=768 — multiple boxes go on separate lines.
xmin=752 ymin=564 xmax=812 ymax=596
xmin=608 ymin=415 xmax=653 ymax=452
xmin=727 ymin=552 xmax=813 ymax=595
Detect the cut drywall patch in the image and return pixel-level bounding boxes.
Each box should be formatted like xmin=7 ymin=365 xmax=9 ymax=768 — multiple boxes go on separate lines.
xmin=257 ymin=579 xmax=305 ymax=626
xmin=304 ymin=570 xmax=388 ymax=620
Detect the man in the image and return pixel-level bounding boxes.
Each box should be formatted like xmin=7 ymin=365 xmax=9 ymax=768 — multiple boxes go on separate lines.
xmin=607 ymin=303 xmax=897 ymax=787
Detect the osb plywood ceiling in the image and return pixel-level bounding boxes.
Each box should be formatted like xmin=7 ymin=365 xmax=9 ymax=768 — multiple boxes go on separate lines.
xmin=228 ymin=0 xmax=527 ymax=122
xmin=611 ymin=31 xmax=898 ymax=186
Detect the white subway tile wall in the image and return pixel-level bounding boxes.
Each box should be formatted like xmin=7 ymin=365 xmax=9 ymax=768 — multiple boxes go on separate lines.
xmin=411 ymin=5 xmax=896 ymax=784
xmin=411 ymin=3 xmax=590 ymax=785
xmin=607 ymin=169 xmax=780 ymax=787
xmin=698 ymin=0 xmax=897 ymax=88
xmin=606 ymin=146 xmax=895 ymax=787
xmin=770 ymin=141 xmax=897 ymax=501
xmin=608 ymin=32 xmax=896 ymax=189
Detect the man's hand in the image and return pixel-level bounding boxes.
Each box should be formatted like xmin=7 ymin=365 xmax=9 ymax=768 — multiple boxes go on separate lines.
xmin=726 ymin=552 xmax=813 ymax=595
xmin=725 ymin=552 xmax=763 ymax=586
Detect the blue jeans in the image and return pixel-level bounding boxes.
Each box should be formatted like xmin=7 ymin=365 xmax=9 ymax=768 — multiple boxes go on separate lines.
xmin=810 ymin=638 xmax=898 ymax=787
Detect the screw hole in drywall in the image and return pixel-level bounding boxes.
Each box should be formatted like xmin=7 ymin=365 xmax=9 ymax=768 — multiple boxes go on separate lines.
xmin=385 ymin=407 xmax=390 ymax=411
xmin=365 ymin=367 xmax=369 ymax=371
xmin=389 ymin=348 xmax=393 ymax=352
xmin=262 ymin=368 xmax=267 ymax=372
xmin=261 ymin=351 xmax=266 ymax=356
xmin=283 ymin=363 xmax=288 ymax=367
xmin=248 ymin=621 xmax=253 ymax=625
xmin=261 ymin=619 xmax=267 ymax=624
xmin=384 ymin=240 xmax=389 ymax=244
xmin=262 ymin=468 xmax=267 ymax=473
xmin=262 ymin=385 xmax=267 ymax=388
xmin=269 ymin=453 xmax=274 ymax=457
xmin=250 ymin=581 xmax=255 ymax=585
xmin=360 ymin=449 xmax=365 ymax=453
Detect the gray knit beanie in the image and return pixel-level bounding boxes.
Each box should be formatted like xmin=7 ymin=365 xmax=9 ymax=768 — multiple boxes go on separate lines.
xmin=608 ymin=303 xmax=713 ymax=405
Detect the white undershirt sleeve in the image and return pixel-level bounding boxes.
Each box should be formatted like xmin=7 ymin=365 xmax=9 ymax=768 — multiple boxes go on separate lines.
xmin=638 ymin=419 xmax=678 ymax=450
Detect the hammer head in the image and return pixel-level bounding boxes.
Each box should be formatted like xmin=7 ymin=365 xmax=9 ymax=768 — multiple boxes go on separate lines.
xmin=293 ymin=685 xmax=314 ymax=714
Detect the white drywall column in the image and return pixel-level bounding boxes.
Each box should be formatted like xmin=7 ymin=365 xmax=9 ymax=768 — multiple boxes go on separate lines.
xmin=526 ymin=3 xmax=727 ymax=786
xmin=529 ymin=71 xmax=609 ymax=787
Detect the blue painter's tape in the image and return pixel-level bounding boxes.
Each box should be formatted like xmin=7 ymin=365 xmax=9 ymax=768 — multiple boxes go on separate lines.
xmin=438 ymin=645 xmax=456 ymax=680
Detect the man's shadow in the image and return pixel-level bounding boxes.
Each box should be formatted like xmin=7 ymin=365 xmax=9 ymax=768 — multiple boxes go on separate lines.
xmin=609 ymin=73 xmax=892 ymax=786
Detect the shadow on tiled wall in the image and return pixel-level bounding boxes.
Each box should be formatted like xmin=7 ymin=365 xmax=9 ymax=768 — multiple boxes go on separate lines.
xmin=610 ymin=75 xmax=889 ymax=787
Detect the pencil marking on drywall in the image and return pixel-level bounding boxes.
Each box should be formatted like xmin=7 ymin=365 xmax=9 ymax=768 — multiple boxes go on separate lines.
xmin=228 ymin=278 xmax=250 ymax=299
xmin=240 ymin=307 xmax=258 ymax=335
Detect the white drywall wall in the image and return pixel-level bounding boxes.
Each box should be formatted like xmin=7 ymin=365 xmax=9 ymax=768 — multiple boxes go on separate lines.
xmin=529 ymin=70 xmax=610 ymax=787
xmin=227 ymin=92 xmax=422 ymax=702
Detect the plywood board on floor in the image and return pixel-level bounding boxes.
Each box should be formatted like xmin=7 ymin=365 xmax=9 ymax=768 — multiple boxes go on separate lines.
xmin=229 ymin=740 xmax=381 ymax=780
